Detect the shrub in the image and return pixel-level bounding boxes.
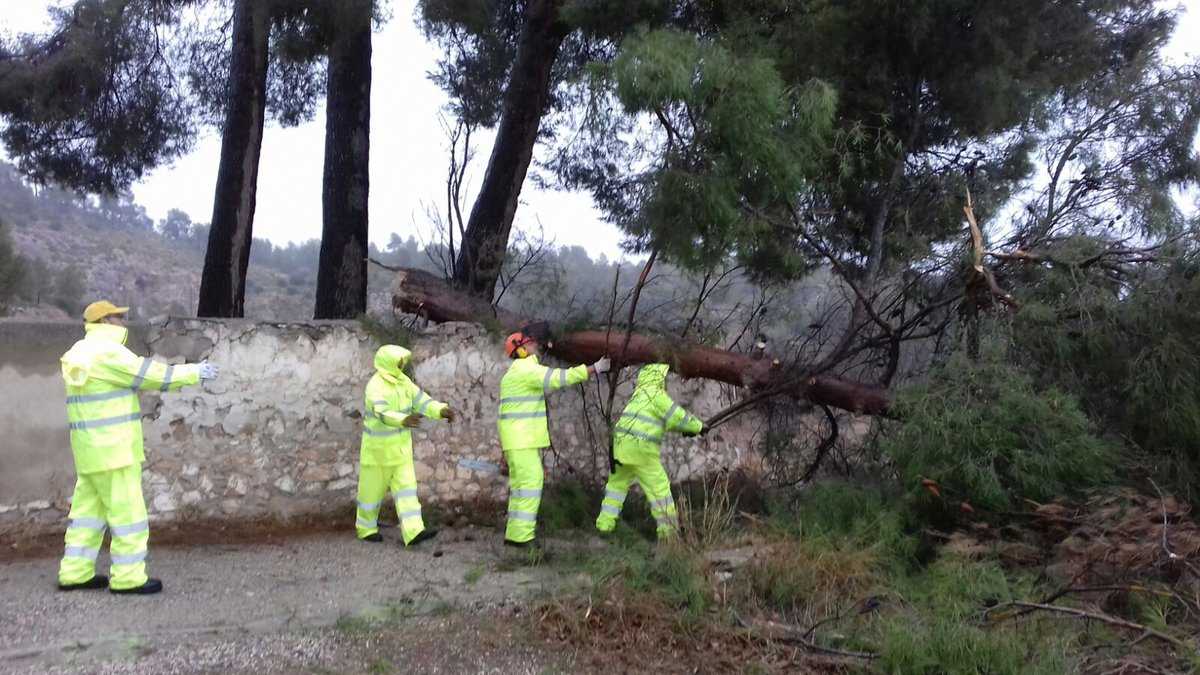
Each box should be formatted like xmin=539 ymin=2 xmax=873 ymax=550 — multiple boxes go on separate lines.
xmin=1010 ymin=245 xmax=1200 ymax=501
xmin=881 ymin=350 xmax=1116 ymax=511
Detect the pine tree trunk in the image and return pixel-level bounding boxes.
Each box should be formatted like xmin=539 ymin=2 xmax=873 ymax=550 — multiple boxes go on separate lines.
xmin=314 ymin=0 xmax=372 ymax=319
xmin=451 ymin=0 xmax=566 ymax=300
xmin=197 ymin=0 xmax=270 ymax=317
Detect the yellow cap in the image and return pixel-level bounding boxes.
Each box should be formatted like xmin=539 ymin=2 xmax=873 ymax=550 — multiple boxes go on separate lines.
xmin=82 ymin=300 xmax=130 ymax=323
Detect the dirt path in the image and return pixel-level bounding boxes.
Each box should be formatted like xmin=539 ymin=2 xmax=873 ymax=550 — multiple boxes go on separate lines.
xmin=0 ymin=526 xmax=592 ymax=674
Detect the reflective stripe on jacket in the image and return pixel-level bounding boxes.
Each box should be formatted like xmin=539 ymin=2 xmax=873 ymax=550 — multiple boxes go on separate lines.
xmin=60 ymin=323 xmax=200 ymax=474
xmin=613 ymin=364 xmax=703 ymax=463
xmin=498 ymin=355 xmax=588 ymax=451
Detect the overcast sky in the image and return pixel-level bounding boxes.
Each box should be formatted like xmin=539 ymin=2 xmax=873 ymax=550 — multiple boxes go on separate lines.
xmin=2 ymin=1 xmax=1198 ymax=258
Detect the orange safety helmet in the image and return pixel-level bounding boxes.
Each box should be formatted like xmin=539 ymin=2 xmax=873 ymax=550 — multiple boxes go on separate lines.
xmin=505 ymin=332 xmax=533 ymax=359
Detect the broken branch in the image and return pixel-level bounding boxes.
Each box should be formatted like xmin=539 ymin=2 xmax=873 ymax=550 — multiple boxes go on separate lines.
xmin=388 ymin=267 xmax=893 ymax=416
xmin=985 ymin=602 xmax=1192 ymax=650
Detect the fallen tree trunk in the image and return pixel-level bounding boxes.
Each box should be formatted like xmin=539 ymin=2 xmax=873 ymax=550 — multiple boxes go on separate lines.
xmin=388 ymin=267 xmax=892 ymax=415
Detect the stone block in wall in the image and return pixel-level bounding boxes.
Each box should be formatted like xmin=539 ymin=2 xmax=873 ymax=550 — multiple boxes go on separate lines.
xmin=328 ymin=478 xmax=356 ymax=492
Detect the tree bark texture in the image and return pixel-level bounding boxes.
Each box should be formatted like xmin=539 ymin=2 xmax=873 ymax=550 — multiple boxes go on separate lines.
xmin=314 ymin=0 xmax=373 ymax=319
xmin=451 ymin=0 xmax=567 ymax=300
xmin=198 ymin=0 xmax=270 ymax=317
xmin=389 ymin=267 xmax=892 ymax=415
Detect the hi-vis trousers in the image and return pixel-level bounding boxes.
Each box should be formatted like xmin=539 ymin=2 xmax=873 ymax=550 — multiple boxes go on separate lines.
xmin=356 ymin=462 xmax=426 ymax=545
xmin=58 ymin=464 xmax=150 ymax=590
xmin=504 ymin=448 xmax=544 ymax=543
xmin=595 ymin=457 xmax=679 ymax=539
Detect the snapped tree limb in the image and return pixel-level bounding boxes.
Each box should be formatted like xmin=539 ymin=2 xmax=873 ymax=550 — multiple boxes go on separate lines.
xmin=386 ymin=266 xmax=892 ymax=416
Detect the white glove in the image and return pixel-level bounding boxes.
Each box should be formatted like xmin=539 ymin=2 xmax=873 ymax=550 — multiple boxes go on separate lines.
xmin=592 ymin=356 xmax=611 ymax=374
xmin=199 ymin=361 xmax=220 ymax=381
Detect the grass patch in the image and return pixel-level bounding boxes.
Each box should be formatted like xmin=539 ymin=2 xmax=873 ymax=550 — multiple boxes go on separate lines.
xmin=873 ymin=613 xmax=1070 ymax=675
xmin=867 ymin=560 xmax=1071 ymax=673
xmin=678 ymin=472 xmax=740 ymax=549
xmin=495 ymin=544 xmax=550 ymax=571
xmin=463 ymin=563 xmax=487 ymax=586
xmin=630 ymin=541 xmax=711 ymax=618
xmin=737 ymin=538 xmax=880 ymax=624
xmin=334 ymin=614 xmax=375 ymax=635
xmin=570 ymin=535 xmax=711 ymax=622
xmin=367 ymin=658 xmax=394 ymax=674
xmin=334 ymin=596 xmax=444 ymax=635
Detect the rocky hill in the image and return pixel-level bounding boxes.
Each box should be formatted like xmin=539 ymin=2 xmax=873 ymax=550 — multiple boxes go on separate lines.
xmin=0 ymin=161 xmax=408 ymax=321
xmin=8 ymin=221 xmax=322 ymax=320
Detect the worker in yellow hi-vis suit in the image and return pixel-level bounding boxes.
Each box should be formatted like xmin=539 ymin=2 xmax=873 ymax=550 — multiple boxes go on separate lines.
xmin=498 ymin=329 xmax=609 ymax=548
xmin=356 ymin=345 xmax=456 ymax=546
xmin=58 ymin=301 xmax=219 ymax=595
xmin=596 ymin=364 xmax=703 ymax=539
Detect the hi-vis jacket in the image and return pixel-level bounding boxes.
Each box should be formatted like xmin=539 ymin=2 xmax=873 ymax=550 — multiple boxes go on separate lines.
xmin=60 ymin=323 xmax=201 ymax=474
xmin=497 ymin=355 xmax=589 ymax=451
xmin=613 ymin=364 xmax=703 ymax=463
xmin=361 ymin=345 xmax=448 ymax=466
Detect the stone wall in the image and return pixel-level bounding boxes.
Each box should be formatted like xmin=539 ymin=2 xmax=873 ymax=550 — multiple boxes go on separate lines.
xmin=0 ymin=318 xmax=760 ymax=535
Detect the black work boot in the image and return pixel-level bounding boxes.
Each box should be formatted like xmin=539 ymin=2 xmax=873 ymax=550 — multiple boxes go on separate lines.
xmin=58 ymin=574 xmax=109 ymax=591
xmin=361 ymin=533 xmax=383 ymax=543
xmin=407 ymin=528 xmax=439 ymax=547
xmin=111 ymin=578 xmax=163 ymax=595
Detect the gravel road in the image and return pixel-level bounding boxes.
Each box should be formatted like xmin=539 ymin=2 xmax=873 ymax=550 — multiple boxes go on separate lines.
xmin=0 ymin=527 xmax=588 ymax=674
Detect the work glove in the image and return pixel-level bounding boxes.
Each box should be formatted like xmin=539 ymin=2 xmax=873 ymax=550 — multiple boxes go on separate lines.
xmin=401 ymin=414 xmax=422 ymax=429
xmin=442 ymin=407 xmax=457 ymax=423
xmin=199 ymin=361 xmax=220 ymax=382
xmin=592 ymin=356 xmax=612 ymax=374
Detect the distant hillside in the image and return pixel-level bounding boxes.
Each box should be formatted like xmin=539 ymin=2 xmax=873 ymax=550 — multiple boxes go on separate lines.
xmin=0 ymin=162 xmax=372 ymax=320
xmin=0 ymin=161 xmax=831 ymax=343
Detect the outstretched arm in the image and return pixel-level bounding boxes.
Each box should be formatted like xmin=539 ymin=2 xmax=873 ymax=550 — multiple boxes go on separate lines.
xmin=539 ymin=363 xmax=591 ymax=393
xmin=662 ymin=398 xmax=704 ymax=436
xmin=92 ymin=347 xmax=201 ymax=392
xmin=408 ymin=386 xmax=450 ymax=421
